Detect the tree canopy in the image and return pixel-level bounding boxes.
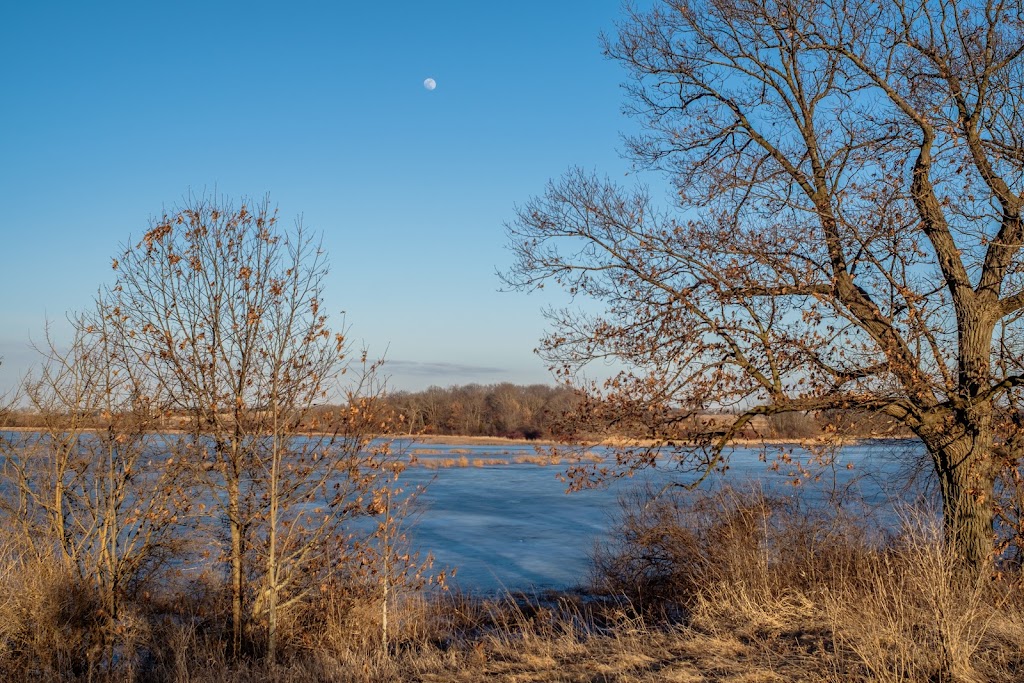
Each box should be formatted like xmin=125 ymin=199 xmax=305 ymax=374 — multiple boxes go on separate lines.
xmin=505 ymin=0 xmax=1024 ymax=572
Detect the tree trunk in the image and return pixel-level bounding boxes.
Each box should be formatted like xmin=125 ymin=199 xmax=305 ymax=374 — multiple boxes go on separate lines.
xmin=228 ymin=425 xmax=246 ymax=659
xmin=267 ymin=432 xmax=280 ymax=664
xmin=934 ymin=307 xmax=1000 ymax=574
xmin=229 ymin=488 xmax=244 ymax=658
xmin=267 ymin=580 xmax=278 ymax=664
xmin=929 ymin=428 xmax=997 ymax=575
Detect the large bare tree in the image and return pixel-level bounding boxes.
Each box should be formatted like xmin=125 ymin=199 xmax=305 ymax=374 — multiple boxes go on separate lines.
xmin=505 ymin=0 xmax=1024 ymax=572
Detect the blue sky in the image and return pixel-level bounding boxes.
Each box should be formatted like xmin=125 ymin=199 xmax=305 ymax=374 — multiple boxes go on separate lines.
xmin=0 ymin=1 xmax=647 ymax=393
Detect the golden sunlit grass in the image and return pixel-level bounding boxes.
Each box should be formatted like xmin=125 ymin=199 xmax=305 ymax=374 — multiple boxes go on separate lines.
xmin=409 ymin=448 xmax=443 ymax=456
xmin=399 ymin=435 xmax=564 ymax=446
xmin=418 ymin=457 xmax=458 ymax=469
xmin=514 ymin=454 xmax=564 ymax=466
xmin=411 ymin=449 xmax=607 ymax=470
xmin=414 ymin=454 xmax=569 ymax=468
xmin=472 ymin=458 xmax=507 ymax=467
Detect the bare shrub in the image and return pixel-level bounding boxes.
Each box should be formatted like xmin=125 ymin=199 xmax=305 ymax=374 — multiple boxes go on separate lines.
xmin=0 ymin=320 xmax=189 ymax=672
xmin=592 ymin=485 xmax=876 ymax=622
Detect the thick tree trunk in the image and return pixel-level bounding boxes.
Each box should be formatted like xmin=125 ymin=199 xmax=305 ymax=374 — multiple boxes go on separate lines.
xmin=928 ymin=428 xmax=997 ymax=575
xmin=927 ymin=304 xmax=999 ymax=574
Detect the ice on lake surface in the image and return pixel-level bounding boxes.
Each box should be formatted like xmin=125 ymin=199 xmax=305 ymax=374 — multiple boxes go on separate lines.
xmin=2 ymin=431 xmax=927 ymax=594
xmin=388 ymin=439 xmax=927 ymax=593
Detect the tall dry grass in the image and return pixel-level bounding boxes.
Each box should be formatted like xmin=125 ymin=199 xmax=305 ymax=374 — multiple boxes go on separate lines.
xmin=0 ymin=485 xmax=1022 ymax=681
xmin=0 ymin=539 xmax=151 ymax=681
xmin=825 ymin=515 xmax=1024 ymax=683
xmin=593 ymin=485 xmax=1024 ymax=682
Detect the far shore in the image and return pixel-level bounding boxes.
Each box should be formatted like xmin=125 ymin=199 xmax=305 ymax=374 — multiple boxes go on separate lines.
xmin=395 ymin=433 xmax=909 ymax=447
xmin=2 ymin=426 xmax=909 ymax=448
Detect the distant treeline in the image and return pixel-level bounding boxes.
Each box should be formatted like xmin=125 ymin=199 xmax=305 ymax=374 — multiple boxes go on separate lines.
xmin=0 ymin=383 xmax=579 ymax=440
xmin=377 ymin=383 xmax=580 ymax=439
xmin=3 ymin=382 xmax=909 ymax=441
xmin=362 ymin=385 xmax=910 ymax=441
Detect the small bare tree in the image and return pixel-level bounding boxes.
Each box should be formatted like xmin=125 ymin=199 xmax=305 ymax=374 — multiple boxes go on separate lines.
xmin=102 ymin=194 xmax=398 ymax=659
xmin=505 ymin=0 xmax=1024 ymax=573
xmin=0 ymin=315 xmax=188 ymax=656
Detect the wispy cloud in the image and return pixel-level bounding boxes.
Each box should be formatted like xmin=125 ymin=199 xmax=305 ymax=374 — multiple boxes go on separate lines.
xmin=384 ymin=360 xmax=507 ymax=378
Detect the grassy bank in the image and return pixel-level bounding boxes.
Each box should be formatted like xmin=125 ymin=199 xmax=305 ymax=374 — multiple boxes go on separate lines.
xmin=1 ymin=488 xmax=1021 ymax=682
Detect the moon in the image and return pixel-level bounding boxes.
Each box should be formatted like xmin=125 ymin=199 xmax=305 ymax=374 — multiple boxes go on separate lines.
xmin=423 ymin=78 xmax=437 ymax=91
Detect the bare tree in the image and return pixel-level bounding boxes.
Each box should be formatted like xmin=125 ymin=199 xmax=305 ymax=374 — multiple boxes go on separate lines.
xmin=103 ymin=194 xmax=394 ymax=658
xmin=0 ymin=316 xmax=187 ymax=666
xmin=505 ymin=0 xmax=1024 ymax=573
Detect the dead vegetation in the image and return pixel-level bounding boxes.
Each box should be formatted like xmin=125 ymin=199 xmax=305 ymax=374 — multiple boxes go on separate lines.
xmin=591 ymin=487 xmax=1024 ymax=682
xmin=0 ymin=486 xmax=1021 ymax=682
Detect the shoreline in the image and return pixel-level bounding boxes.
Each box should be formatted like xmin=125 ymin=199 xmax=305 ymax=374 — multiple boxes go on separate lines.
xmin=392 ymin=433 xmax=912 ymax=448
xmin=2 ymin=426 xmax=912 ymax=448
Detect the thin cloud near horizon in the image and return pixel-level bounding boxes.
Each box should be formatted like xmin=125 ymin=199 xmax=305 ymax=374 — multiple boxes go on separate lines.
xmin=384 ymin=360 xmax=509 ymax=377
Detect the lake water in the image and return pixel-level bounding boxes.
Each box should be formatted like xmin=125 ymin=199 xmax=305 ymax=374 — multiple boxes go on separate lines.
xmin=388 ymin=439 xmax=929 ymax=592
xmin=1 ymin=432 xmax=930 ymax=593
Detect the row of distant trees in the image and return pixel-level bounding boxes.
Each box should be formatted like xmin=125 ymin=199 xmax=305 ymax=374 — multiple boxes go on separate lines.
xmin=3 ymin=383 xmax=578 ymax=440
xmin=371 ymin=387 xmax=907 ymax=441
xmin=376 ymin=383 xmax=578 ymax=439
xmin=5 ymin=384 xmax=908 ymax=443
xmin=4 ymin=380 xmax=910 ymax=442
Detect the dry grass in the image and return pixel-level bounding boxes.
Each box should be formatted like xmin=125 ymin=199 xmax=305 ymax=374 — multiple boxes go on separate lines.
xmin=515 ymin=454 xmax=565 ymax=466
xmin=1 ymin=488 xmax=1022 ymax=681
xmin=418 ymin=457 xmax=455 ymax=469
xmin=410 ymin=448 xmax=603 ymax=470
xmin=418 ymin=455 xmax=471 ymax=469
xmin=823 ymin=516 xmax=1024 ymax=683
xmin=472 ymin=458 xmax=508 ymax=467
xmin=400 ymin=435 xmax=563 ymax=446
xmin=594 ymin=486 xmax=1024 ymax=682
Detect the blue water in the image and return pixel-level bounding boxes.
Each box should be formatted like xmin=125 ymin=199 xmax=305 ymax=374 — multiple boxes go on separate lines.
xmin=1 ymin=432 xmax=930 ymax=593
xmin=387 ymin=439 xmax=929 ymax=592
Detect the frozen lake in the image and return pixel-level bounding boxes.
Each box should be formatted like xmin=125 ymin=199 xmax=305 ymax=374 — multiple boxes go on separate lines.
xmin=1 ymin=431 xmax=929 ymax=593
xmin=388 ymin=439 xmax=928 ymax=592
